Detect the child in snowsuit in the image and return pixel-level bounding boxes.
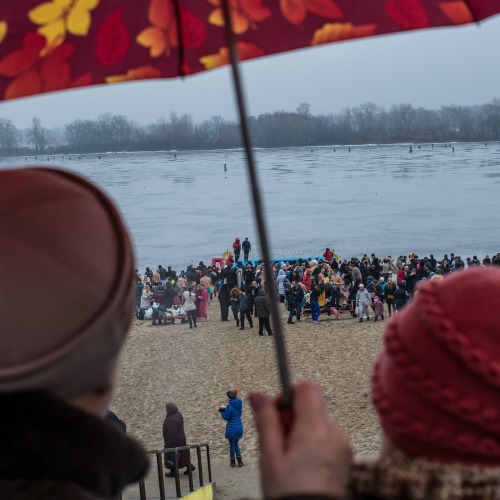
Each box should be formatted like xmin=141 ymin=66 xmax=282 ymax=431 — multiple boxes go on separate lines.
xmin=219 ymin=388 xmax=244 ymax=467
xmin=356 ymin=284 xmax=372 ymax=322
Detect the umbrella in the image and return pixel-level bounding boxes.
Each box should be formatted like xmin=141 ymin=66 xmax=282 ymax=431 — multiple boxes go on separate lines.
xmin=1 ymin=0 xmax=499 ymax=411
xmin=0 ymin=1 xmax=498 ymax=100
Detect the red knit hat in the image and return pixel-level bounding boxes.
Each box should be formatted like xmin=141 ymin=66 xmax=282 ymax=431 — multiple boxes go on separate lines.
xmin=0 ymin=168 xmax=134 ymax=400
xmin=372 ymin=267 xmax=500 ymax=466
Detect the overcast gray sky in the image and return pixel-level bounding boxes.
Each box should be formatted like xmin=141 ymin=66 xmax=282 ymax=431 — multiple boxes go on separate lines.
xmin=1 ymin=16 xmax=499 ymax=129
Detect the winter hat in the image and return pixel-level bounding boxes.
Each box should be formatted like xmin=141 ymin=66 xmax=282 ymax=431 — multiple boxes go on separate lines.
xmin=379 ymin=277 xmax=385 ymax=283
xmin=165 ymin=402 xmax=178 ymax=415
xmin=0 ymin=168 xmax=134 ymax=400
xmin=227 ymin=387 xmax=239 ymax=399
xmin=372 ymin=267 xmax=500 ymax=466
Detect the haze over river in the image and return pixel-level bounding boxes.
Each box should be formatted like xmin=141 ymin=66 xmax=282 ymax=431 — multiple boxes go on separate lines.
xmin=3 ymin=141 xmax=500 ymax=270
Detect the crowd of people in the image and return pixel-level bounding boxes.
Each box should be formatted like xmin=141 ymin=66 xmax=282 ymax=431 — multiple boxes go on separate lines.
xmin=136 ymin=249 xmax=500 ymax=331
xmin=3 ymin=167 xmax=500 ymax=499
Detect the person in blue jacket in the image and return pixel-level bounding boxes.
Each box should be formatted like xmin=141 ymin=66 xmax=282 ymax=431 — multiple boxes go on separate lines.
xmin=219 ymin=388 xmax=244 ymax=467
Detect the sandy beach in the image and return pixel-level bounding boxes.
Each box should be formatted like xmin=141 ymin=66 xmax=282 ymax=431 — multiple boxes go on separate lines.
xmin=113 ymin=300 xmax=386 ymax=499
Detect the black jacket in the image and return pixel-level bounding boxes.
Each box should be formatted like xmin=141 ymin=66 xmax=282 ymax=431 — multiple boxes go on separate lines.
xmin=254 ymin=291 xmax=271 ymax=318
xmin=0 ymin=392 xmax=148 ymax=500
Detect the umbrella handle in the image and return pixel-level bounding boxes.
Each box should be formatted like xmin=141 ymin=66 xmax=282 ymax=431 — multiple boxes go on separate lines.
xmin=276 ymin=395 xmax=295 ymax=436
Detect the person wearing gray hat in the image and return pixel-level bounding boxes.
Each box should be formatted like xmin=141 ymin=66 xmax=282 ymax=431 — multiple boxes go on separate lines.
xmin=0 ymin=168 xmax=149 ymax=499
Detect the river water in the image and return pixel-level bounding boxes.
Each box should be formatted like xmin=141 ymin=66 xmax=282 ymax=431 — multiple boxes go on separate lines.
xmin=2 ymin=141 xmax=500 ymax=270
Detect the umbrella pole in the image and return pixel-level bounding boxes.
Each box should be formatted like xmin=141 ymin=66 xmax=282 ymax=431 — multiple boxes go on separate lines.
xmin=221 ymin=1 xmax=292 ymax=408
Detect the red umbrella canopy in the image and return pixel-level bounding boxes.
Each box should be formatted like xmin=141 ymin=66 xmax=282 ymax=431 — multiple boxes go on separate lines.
xmin=0 ymin=0 xmax=499 ymax=102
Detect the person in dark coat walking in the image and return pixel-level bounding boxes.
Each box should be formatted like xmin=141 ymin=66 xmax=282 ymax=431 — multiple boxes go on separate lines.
xmin=218 ymin=284 xmax=230 ymax=321
xmin=230 ymin=287 xmax=241 ymax=327
xmin=285 ymin=286 xmax=297 ymax=324
xmin=291 ymin=281 xmax=305 ymax=322
xmin=254 ymin=289 xmax=273 ymax=336
xmin=219 ymin=388 xmax=244 ymax=467
xmin=384 ymin=277 xmax=397 ymax=317
xmin=222 ymin=264 xmax=237 ymax=290
xmin=163 ymin=403 xmax=195 ymax=477
xmin=394 ymin=282 xmax=409 ymax=312
xmin=406 ymin=268 xmax=419 ymax=296
xmin=238 ymin=290 xmax=253 ymax=330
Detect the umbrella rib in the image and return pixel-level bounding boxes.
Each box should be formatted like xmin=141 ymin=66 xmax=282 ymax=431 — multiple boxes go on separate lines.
xmin=172 ymin=0 xmax=185 ymax=77
xmin=220 ymin=1 xmax=292 ymax=407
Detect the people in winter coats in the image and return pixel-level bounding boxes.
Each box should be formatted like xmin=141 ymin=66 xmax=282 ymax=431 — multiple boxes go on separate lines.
xmin=219 ymin=388 xmax=244 ymax=467
xmin=356 ymin=284 xmax=372 ymax=322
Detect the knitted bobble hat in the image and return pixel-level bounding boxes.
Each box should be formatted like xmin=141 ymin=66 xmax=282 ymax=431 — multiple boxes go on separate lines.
xmin=227 ymin=388 xmax=239 ymax=399
xmin=372 ymin=267 xmax=500 ymax=466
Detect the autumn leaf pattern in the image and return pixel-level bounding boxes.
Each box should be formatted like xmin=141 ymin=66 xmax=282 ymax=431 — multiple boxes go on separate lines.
xmin=0 ymin=33 xmax=91 ymax=99
xmin=106 ymin=66 xmax=162 ymax=84
xmin=208 ymin=0 xmax=271 ymax=34
xmin=280 ymin=0 xmax=343 ymax=25
xmin=28 ymin=0 xmax=99 ymax=50
xmin=200 ymin=41 xmax=265 ymax=69
xmin=439 ymin=1 xmax=473 ymax=24
xmin=136 ymin=0 xmax=178 ymax=57
xmin=0 ymin=0 xmax=496 ymax=102
xmin=312 ymin=23 xmax=376 ymax=45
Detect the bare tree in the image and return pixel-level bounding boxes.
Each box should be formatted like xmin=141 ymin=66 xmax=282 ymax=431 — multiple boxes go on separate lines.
xmin=28 ymin=117 xmax=48 ymax=152
xmin=296 ymin=102 xmax=311 ymax=117
xmin=0 ymin=118 xmax=18 ymax=149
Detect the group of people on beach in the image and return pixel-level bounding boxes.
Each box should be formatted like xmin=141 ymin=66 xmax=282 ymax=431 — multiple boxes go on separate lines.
xmin=2 ymin=167 xmax=500 ymax=499
xmin=136 ymin=247 xmax=500 ymax=334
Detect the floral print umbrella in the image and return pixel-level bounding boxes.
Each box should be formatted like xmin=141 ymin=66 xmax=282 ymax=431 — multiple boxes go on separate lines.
xmin=0 ymin=0 xmax=499 ymax=101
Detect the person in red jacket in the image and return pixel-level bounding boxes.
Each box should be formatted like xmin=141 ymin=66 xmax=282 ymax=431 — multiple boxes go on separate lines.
xmin=302 ymin=268 xmax=312 ymax=291
xmin=397 ymin=265 xmax=408 ymax=284
xmin=323 ymin=247 xmax=334 ymax=264
xmin=233 ymin=238 xmax=242 ymax=262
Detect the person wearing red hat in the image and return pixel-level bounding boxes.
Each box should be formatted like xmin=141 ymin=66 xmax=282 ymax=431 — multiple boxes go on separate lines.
xmin=0 ymin=168 xmax=149 ymax=499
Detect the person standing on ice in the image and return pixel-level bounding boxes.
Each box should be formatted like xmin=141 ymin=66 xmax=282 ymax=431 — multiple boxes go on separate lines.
xmin=242 ymin=237 xmax=251 ymax=262
xmin=233 ymin=238 xmax=241 ymax=262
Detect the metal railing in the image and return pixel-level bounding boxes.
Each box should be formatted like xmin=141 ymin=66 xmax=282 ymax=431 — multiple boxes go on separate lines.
xmin=137 ymin=443 xmax=212 ymax=499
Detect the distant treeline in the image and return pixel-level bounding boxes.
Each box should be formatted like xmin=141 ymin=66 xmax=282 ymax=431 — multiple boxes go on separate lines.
xmin=2 ymin=99 xmax=500 ymax=154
